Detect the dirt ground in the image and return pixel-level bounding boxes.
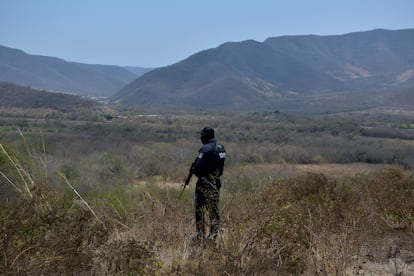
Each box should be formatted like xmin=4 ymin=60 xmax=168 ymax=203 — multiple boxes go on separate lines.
xmin=293 ymin=163 xmax=399 ymax=178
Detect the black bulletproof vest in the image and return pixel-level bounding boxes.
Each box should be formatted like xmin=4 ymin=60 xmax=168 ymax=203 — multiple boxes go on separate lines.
xmin=194 ymin=140 xmax=226 ymax=178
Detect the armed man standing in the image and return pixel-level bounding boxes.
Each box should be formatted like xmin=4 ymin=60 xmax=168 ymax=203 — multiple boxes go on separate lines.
xmin=184 ymin=126 xmax=226 ymax=241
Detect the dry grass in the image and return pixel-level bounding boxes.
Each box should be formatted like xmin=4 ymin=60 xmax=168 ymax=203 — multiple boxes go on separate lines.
xmin=1 ymin=134 xmax=414 ymax=275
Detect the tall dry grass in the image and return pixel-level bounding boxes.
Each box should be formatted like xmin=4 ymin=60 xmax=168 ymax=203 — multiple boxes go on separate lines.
xmin=1 ymin=131 xmax=414 ymax=274
xmin=0 ymin=132 xmax=159 ymax=274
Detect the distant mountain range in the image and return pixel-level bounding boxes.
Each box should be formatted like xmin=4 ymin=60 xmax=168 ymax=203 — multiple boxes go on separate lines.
xmin=0 ymin=45 xmax=153 ymax=97
xmin=112 ymin=28 xmax=414 ymax=111
xmin=1 ymin=29 xmax=413 ymax=112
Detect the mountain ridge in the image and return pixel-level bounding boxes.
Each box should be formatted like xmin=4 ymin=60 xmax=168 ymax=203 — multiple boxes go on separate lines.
xmin=112 ymin=28 xmax=414 ymax=111
xmin=0 ymin=45 xmax=153 ymax=97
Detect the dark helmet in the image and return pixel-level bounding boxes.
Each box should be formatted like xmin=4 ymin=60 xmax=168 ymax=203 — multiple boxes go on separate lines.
xmin=200 ymin=126 xmax=215 ymax=144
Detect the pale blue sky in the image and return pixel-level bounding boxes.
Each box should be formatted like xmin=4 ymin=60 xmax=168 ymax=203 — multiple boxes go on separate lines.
xmin=1 ymin=0 xmax=413 ymax=67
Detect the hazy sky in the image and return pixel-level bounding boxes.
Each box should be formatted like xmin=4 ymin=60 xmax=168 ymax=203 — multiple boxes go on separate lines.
xmin=1 ymin=0 xmax=413 ymax=67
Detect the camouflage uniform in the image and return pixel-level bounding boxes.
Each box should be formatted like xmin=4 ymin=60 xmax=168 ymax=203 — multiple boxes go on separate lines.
xmin=192 ymin=127 xmax=226 ymax=240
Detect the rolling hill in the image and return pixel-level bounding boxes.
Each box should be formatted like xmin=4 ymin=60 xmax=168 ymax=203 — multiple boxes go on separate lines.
xmin=0 ymin=45 xmax=152 ymax=97
xmin=112 ymin=29 xmax=414 ymax=111
xmin=0 ymin=81 xmax=97 ymax=110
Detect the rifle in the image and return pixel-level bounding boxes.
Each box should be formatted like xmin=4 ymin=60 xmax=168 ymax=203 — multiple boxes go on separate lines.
xmin=179 ymin=162 xmax=194 ymax=198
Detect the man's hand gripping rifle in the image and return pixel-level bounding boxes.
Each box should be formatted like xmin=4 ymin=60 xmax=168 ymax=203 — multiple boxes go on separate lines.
xmin=179 ymin=161 xmax=195 ymax=198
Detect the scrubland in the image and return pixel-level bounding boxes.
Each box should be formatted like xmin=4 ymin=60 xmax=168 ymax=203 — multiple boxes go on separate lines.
xmin=1 ymin=108 xmax=414 ymax=275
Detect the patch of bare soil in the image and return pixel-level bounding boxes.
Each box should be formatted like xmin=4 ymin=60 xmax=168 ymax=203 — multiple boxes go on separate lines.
xmin=239 ymin=162 xmax=402 ymax=181
xmin=294 ymin=163 xmax=399 ymax=178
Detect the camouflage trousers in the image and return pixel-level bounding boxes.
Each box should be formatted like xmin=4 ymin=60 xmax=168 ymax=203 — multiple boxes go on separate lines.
xmin=195 ymin=176 xmax=221 ymax=240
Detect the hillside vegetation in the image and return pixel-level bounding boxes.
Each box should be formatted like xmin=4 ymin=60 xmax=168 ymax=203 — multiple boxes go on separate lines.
xmin=0 ymin=82 xmax=97 ymax=110
xmin=112 ymin=29 xmax=414 ymax=111
xmin=1 ymin=108 xmax=414 ymax=274
xmin=0 ymin=45 xmax=152 ymax=96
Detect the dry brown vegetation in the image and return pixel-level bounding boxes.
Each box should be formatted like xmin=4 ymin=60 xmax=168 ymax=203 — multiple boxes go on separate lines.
xmin=1 ymin=109 xmax=414 ymax=275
